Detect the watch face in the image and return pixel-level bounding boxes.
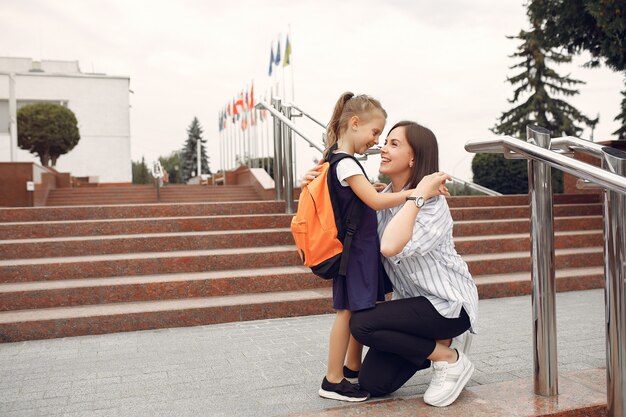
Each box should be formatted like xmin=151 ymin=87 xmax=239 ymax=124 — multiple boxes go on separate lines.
xmin=416 ymin=197 xmax=425 ymax=208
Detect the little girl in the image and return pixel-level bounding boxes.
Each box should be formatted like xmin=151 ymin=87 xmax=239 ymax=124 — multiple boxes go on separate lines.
xmin=318 ymin=92 xmax=416 ymax=402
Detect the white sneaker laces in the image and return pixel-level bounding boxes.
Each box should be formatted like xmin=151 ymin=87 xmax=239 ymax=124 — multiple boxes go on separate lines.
xmin=431 ymin=362 xmax=448 ymax=387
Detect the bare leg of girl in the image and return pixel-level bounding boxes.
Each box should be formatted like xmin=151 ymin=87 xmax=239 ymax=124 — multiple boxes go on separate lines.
xmin=345 ymin=335 xmax=363 ymax=372
xmin=326 ymin=309 xmax=352 ymax=383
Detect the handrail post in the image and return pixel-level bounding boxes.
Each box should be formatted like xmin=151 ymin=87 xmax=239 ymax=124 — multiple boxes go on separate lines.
xmin=527 ymin=125 xmax=558 ymax=397
xmin=271 ymin=98 xmax=284 ymax=201
xmin=602 ymin=147 xmax=626 ymax=417
xmin=281 ymin=104 xmax=295 ymax=214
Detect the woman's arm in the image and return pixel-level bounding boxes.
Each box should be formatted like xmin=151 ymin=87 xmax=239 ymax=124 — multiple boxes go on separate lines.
xmin=380 ymin=172 xmax=451 ymax=257
xmin=345 ymin=175 xmax=413 ymax=211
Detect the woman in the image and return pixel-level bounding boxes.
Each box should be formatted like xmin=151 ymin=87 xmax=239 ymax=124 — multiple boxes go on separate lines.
xmin=305 ymin=121 xmax=478 ymax=407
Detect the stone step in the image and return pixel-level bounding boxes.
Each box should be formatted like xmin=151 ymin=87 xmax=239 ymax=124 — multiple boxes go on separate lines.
xmin=474 ymin=266 xmax=605 ymax=299
xmin=48 ymin=185 xmax=255 ymax=194
xmin=445 ymin=193 xmax=600 ymax=207
xmin=449 ymin=203 xmax=601 ymax=221
xmin=0 ymin=287 xmax=335 ymax=342
xmin=0 ymin=213 xmax=294 ymax=240
xmin=45 ymin=195 xmax=263 ymax=206
xmin=45 ymin=185 xmax=263 ymax=206
xmin=453 ymin=230 xmax=602 ymax=255
xmin=0 ymin=229 xmax=603 ymax=260
xmin=0 ymin=195 xmax=601 ymax=223
xmin=0 ymin=245 xmax=604 ymax=284
xmin=453 ymin=215 xmax=602 ymax=237
xmin=0 ymin=201 xmax=287 ymax=223
xmin=0 ymin=228 xmax=294 ymax=259
xmin=0 ymin=265 xmax=606 ymax=342
xmin=0 ymin=246 xmax=302 ymax=283
xmin=463 ymin=247 xmax=603 ymax=276
xmin=0 ymin=266 xmax=328 ymax=311
xmin=0 ymin=263 xmax=603 ymax=312
xmin=0 ymin=206 xmax=601 ymax=240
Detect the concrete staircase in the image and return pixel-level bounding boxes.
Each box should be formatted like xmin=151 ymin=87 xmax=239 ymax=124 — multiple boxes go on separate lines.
xmin=0 ymin=193 xmax=603 ymax=342
xmin=45 ymin=184 xmax=262 ymax=206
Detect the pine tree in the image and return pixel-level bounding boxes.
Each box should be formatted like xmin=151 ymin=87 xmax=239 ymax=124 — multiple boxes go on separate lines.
xmin=181 ymin=117 xmax=211 ymax=182
xmin=612 ymin=80 xmax=625 ymax=139
xmin=132 ymin=157 xmax=152 ymax=184
xmin=474 ymin=19 xmax=598 ymax=194
xmin=492 ymin=24 xmax=597 ymax=137
xmin=528 ymin=0 xmax=626 ymax=139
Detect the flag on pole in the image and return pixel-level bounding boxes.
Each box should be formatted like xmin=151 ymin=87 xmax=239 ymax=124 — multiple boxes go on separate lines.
xmin=233 ymin=94 xmax=244 ymax=116
xmin=241 ymin=111 xmax=248 ymax=131
xmin=283 ymin=35 xmax=292 ymax=67
xmin=269 ymin=46 xmax=274 ymax=76
xmin=249 ymin=82 xmax=255 ymax=109
xmin=274 ymin=39 xmax=281 ymax=65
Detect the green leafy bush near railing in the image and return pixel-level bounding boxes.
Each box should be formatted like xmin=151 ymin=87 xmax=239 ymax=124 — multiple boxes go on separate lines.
xmin=472 ymin=153 xmax=563 ymax=194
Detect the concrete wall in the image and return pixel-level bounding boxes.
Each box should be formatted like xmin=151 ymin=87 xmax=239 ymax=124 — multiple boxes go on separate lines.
xmin=0 ymin=162 xmax=62 ymax=207
xmin=0 ymin=60 xmax=131 ymax=184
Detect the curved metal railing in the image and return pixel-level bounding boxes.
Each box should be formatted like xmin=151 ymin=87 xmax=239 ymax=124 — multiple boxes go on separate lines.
xmin=465 ymin=126 xmax=626 ymax=417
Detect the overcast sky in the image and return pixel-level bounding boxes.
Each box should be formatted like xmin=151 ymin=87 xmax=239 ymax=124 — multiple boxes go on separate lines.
xmin=2 ymin=0 xmax=624 ymax=181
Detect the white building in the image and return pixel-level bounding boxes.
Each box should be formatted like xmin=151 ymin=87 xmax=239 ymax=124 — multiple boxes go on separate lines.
xmin=0 ymin=57 xmax=131 ymax=184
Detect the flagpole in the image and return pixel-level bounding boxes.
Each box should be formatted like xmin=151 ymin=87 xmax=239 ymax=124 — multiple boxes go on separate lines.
xmin=288 ymin=27 xmax=297 ymax=186
xmin=289 ymin=26 xmax=295 ymax=102
xmin=219 ymin=115 xmax=223 ymax=174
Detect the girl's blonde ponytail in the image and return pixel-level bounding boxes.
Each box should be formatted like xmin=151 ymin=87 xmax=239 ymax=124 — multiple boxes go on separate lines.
xmin=324 ymin=92 xmax=354 ymax=160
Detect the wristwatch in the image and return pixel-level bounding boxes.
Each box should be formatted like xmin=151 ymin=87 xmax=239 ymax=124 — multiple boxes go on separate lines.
xmin=406 ymin=196 xmax=425 ymax=208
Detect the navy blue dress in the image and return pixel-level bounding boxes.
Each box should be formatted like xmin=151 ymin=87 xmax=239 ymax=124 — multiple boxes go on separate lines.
xmin=329 ymin=160 xmax=388 ymax=312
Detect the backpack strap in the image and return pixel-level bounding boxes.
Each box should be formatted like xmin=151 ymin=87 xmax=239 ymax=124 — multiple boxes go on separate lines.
xmin=338 ymin=198 xmax=363 ymax=277
xmin=328 ymin=152 xmax=368 ymax=278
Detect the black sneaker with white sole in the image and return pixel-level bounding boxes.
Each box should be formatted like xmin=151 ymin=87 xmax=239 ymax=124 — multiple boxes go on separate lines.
xmin=318 ymin=377 xmax=370 ymax=402
xmin=343 ymin=365 xmax=359 ymax=384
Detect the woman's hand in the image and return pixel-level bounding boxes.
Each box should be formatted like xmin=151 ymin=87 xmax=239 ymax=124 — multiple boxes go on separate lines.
xmin=301 ymin=162 xmax=324 ymax=186
xmin=412 ymin=172 xmax=452 ymax=199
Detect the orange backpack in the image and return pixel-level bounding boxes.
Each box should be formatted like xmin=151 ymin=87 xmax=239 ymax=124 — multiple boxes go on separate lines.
xmin=290 ymin=153 xmax=365 ymax=279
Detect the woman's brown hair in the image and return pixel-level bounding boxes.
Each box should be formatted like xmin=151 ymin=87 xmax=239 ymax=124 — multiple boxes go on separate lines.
xmin=324 ymin=92 xmax=387 ymax=160
xmin=388 ymin=121 xmax=439 ymax=189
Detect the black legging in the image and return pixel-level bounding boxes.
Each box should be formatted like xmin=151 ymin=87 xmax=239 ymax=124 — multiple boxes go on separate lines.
xmin=350 ymin=296 xmax=471 ymax=397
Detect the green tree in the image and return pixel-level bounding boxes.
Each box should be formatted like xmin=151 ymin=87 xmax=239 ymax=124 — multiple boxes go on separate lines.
xmin=472 ymin=154 xmax=531 ymax=195
xmin=615 ymin=87 xmax=626 ymax=139
xmin=492 ymin=25 xmax=597 ymax=137
xmin=476 ymin=20 xmax=596 ymax=194
xmin=529 ymin=0 xmax=626 ymax=137
xmin=17 ymin=103 xmax=80 ymax=166
xmin=181 ymin=117 xmax=211 ymax=182
xmin=132 ymin=157 xmax=152 ymax=184
xmin=159 ymin=151 xmax=183 ymax=184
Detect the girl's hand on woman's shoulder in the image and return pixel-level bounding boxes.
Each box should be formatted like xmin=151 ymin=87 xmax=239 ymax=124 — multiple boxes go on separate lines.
xmin=372 ymin=182 xmax=387 ymax=193
xmin=413 ymin=172 xmax=452 ymax=199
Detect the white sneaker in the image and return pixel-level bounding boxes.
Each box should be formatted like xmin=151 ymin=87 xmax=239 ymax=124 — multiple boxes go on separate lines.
xmin=451 ymin=331 xmax=473 ymax=356
xmin=423 ymin=351 xmax=474 ymax=407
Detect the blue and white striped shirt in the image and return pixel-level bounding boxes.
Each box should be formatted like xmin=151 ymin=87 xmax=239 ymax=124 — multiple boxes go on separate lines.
xmin=377 ymin=184 xmax=478 ymax=331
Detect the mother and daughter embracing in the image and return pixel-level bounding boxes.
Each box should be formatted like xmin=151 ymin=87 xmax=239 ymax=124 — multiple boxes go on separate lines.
xmin=301 ymin=92 xmax=479 ymax=408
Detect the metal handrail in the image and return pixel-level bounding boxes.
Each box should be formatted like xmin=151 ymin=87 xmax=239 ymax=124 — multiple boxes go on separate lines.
xmin=550 ymin=136 xmax=605 ymax=158
xmin=449 ymin=176 xmax=502 ymax=196
xmin=289 ymin=103 xmax=328 ymax=129
xmin=466 ymin=128 xmax=626 ymax=417
xmin=465 ymin=135 xmax=626 ymax=194
xmin=256 ymin=101 xmax=325 ymax=153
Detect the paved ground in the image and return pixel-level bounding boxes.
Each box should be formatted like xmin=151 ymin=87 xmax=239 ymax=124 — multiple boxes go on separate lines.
xmin=0 ymin=289 xmax=606 ymax=417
